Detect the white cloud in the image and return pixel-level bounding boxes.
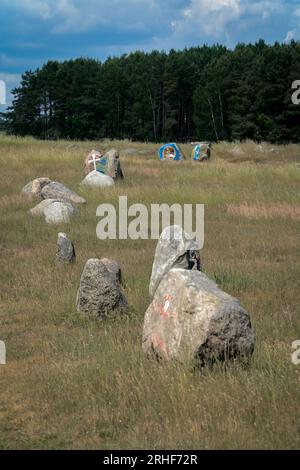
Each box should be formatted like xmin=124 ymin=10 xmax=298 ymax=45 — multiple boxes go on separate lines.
xmin=284 ymin=30 xmax=296 ymax=43
xmin=1 ymin=0 xmax=298 ymax=58
xmin=246 ymin=1 xmax=284 ymax=19
xmin=2 ymin=0 xmax=295 ymax=43
xmin=182 ymin=0 xmax=242 ymax=36
xmin=165 ymin=0 xmax=290 ymax=44
xmin=8 ymin=0 xmax=164 ymax=34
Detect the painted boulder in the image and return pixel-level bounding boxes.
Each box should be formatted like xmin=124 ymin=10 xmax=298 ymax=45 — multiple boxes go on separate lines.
xmin=158 ymin=143 xmax=185 ymax=161
xmin=95 ymin=149 xmax=124 ymax=180
xmin=84 ymin=150 xmax=103 ymax=174
xmin=191 ymin=142 xmax=211 ymax=162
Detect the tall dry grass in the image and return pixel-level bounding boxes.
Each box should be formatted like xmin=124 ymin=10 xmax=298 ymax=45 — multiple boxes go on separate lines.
xmin=0 ymin=136 xmax=299 ymax=449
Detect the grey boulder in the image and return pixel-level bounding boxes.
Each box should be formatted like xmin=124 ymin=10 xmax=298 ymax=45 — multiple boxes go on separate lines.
xmin=41 ymin=181 xmax=86 ymax=204
xmin=143 ymin=268 xmax=255 ymax=365
xmin=100 ymin=258 xmax=122 ymax=284
xmin=29 ymin=198 xmax=62 ymax=216
xmin=44 ymin=201 xmax=78 ymax=224
xmin=149 ymin=225 xmax=201 ymax=298
xmin=76 ymin=259 xmax=127 ymax=318
xmin=80 ymin=170 xmax=114 ymax=188
xmin=56 ymin=232 xmax=75 ymax=263
xmin=22 ymin=177 xmax=51 ymax=197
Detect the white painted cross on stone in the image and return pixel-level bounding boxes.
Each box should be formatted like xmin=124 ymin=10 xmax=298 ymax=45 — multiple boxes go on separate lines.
xmin=88 ymin=152 xmax=102 ymax=171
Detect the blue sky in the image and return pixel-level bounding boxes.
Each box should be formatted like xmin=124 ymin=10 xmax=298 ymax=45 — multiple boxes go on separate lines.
xmin=1 ymin=0 xmax=300 ymax=110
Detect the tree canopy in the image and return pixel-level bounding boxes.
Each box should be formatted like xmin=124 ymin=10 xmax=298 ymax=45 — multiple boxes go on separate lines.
xmin=3 ymin=41 xmax=300 ymax=143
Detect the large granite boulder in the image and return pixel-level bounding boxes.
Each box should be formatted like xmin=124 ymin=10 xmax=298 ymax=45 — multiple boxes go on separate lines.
xmin=81 ymin=170 xmax=114 ymax=188
xmin=143 ymin=268 xmax=255 ymax=366
xmin=44 ymin=201 xmax=78 ymax=224
xmin=76 ymin=259 xmax=127 ymax=318
xmin=21 ymin=177 xmax=51 ymax=197
xmin=41 ymin=181 xmax=86 ymax=204
xmin=56 ymin=232 xmax=75 ymax=263
xmin=100 ymin=258 xmax=122 ymax=284
xmin=29 ymin=198 xmax=62 ymax=216
xmin=149 ymin=225 xmax=201 ymax=298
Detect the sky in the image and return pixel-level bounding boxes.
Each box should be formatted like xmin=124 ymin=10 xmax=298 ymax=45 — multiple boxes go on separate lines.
xmin=0 ymin=0 xmax=300 ymax=110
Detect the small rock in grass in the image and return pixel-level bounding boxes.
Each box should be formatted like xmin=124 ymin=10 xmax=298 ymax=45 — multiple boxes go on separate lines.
xmin=56 ymin=232 xmax=75 ymax=263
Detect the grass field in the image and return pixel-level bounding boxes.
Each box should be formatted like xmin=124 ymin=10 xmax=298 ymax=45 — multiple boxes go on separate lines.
xmin=0 ymin=136 xmax=300 ymax=449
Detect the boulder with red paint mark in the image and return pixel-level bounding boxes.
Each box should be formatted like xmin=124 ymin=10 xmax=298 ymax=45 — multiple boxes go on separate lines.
xmin=142 ymin=268 xmax=255 ymax=366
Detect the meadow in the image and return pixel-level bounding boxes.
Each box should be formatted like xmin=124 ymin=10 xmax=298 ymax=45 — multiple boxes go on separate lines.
xmin=0 ymin=136 xmax=299 ymax=449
